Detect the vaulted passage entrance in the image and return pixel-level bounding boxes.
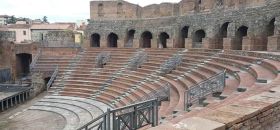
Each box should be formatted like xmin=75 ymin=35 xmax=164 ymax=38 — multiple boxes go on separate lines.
xmin=16 ymin=53 xmax=32 ymax=77
xmin=193 ymin=30 xmax=206 ymax=48
xmin=235 ymin=26 xmax=248 ymax=50
xmin=180 ymin=26 xmax=189 ymax=48
xmin=140 ymin=31 xmax=153 ymax=48
xmin=125 ymin=29 xmax=135 ymax=48
xmin=218 ymin=22 xmax=230 ymax=49
xmin=158 ymin=32 xmax=169 ymax=48
xmin=107 ymin=33 xmax=118 ymax=48
xmin=91 ymin=33 xmax=100 ymax=47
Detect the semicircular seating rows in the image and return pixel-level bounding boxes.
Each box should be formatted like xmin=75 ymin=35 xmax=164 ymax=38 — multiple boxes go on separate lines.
xmin=10 ymin=48 xmax=280 ymax=130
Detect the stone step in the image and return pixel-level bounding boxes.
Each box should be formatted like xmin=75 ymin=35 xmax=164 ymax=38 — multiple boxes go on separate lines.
xmin=34 ymin=102 xmax=92 ymax=127
xmin=29 ymin=105 xmax=79 ymax=130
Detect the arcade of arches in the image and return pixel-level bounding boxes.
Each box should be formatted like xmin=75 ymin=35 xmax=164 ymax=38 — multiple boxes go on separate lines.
xmin=88 ymin=19 xmax=277 ymax=51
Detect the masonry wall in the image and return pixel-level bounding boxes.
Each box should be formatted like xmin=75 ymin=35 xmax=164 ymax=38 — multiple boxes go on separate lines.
xmin=86 ymin=0 xmax=280 ymax=50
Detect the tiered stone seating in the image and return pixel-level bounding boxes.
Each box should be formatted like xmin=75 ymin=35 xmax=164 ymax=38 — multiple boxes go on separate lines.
xmin=17 ymin=47 xmax=280 ymax=130
xmin=148 ymin=49 xmax=280 ymax=130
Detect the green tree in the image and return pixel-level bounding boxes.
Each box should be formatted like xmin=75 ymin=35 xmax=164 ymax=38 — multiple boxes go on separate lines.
xmin=7 ymin=15 xmax=17 ymax=24
xmin=42 ymin=16 xmax=48 ymax=23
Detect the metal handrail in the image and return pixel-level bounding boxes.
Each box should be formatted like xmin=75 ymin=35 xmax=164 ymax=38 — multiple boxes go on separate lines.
xmin=184 ymin=70 xmax=226 ymax=110
xmin=47 ymin=65 xmax=59 ymax=91
xmin=30 ymin=49 xmax=42 ymax=71
xmin=77 ymin=99 xmax=159 ymax=130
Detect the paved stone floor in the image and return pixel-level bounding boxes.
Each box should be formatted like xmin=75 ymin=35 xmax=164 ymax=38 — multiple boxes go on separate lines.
xmin=0 ymin=92 xmax=49 ymax=130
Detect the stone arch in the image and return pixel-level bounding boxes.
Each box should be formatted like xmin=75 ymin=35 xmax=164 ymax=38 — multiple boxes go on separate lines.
xmin=179 ymin=26 xmax=189 ymax=48
xmin=125 ymin=29 xmax=136 ymax=48
xmin=140 ymin=31 xmax=153 ymax=48
xmin=90 ymin=33 xmax=100 ymax=47
xmin=267 ymin=18 xmax=275 ymax=37
xmin=193 ymin=29 xmax=206 ymax=48
xmin=16 ymin=53 xmax=32 ymax=78
xmin=158 ymin=32 xmax=170 ymax=48
xmin=235 ymin=26 xmax=248 ymax=50
xmin=107 ymin=33 xmax=118 ymax=48
xmin=98 ymin=3 xmax=104 ymax=17
xmin=217 ymin=22 xmax=230 ymax=49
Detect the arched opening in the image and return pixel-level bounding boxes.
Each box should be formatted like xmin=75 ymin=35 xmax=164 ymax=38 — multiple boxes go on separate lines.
xmin=91 ymin=33 xmax=100 ymax=47
xmin=125 ymin=29 xmax=135 ymax=48
xmin=98 ymin=3 xmax=104 ymax=17
xmin=180 ymin=26 xmax=189 ymax=48
xmin=140 ymin=31 xmax=153 ymax=48
xmin=117 ymin=3 xmax=123 ymax=16
xmin=218 ymin=22 xmax=230 ymax=49
xmin=267 ymin=18 xmax=275 ymax=37
xmin=193 ymin=30 xmax=206 ymax=48
xmin=158 ymin=32 xmax=170 ymax=48
xmin=16 ymin=53 xmax=32 ymax=78
xmin=107 ymin=33 xmax=118 ymax=48
xmin=235 ymin=26 xmax=248 ymax=50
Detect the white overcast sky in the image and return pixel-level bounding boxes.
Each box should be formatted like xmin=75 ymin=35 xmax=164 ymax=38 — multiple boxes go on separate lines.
xmin=0 ymin=0 xmax=181 ymax=23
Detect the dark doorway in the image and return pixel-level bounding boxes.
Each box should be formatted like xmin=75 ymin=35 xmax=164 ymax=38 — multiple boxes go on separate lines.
xmin=193 ymin=30 xmax=206 ymax=48
xmin=180 ymin=26 xmax=189 ymax=48
xmin=267 ymin=18 xmax=275 ymax=37
xmin=91 ymin=33 xmax=100 ymax=47
xmin=158 ymin=32 xmax=170 ymax=48
xmin=107 ymin=33 xmax=118 ymax=47
xmin=235 ymin=26 xmax=248 ymax=50
xmin=218 ymin=22 xmax=230 ymax=49
xmin=141 ymin=31 xmax=153 ymax=48
xmin=16 ymin=53 xmax=32 ymax=77
xmin=125 ymin=29 xmax=136 ymax=48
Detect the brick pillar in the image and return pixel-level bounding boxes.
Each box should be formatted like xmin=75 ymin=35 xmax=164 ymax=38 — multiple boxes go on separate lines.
xmin=166 ymin=39 xmax=173 ymax=48
xmin=117 ymin=39 xmax=124 ymax=48
xmin=133 ymin=38 xmax=140 ymax=48
xmin=223 ymin=38 xmax=235 ymax=50
xmin=185 ymin=38 xmax=192 ymax=49
xmin=151 ymin=39 xmax=158 ymax=48
xmin=83 ymin=39 xmax=90 ymax=48
xmin=242 ymin=36 xmax=265 ymax=51
xmin=202 ymin=38 xmax=219 ymax=49
xmin=100 ymin=38 xmax=107 ymax=48
xmin=267 ymin=35 xmax=280 ymax=51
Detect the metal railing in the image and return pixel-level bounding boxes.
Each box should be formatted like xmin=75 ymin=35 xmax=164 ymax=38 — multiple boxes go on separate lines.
xmin=184 ymin=70 xmax=226 ymax=110
xmin=30 ymin=49 xmax=42 ymax=72
xmin=135 ymin=83 xmax=170 ymax=103
xmin=77 ymin=99 xmax=159 ymax=130
xmin=0 ymin=85 xmax=33 ymax=112
xmin=46 ymin=66 xmax=59 ymax=91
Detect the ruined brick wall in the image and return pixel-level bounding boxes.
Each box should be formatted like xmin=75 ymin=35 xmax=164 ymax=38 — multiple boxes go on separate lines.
xmin=43 ymin=31 xmax=76 ymax=47
xmin=89 ymin=0 xmax=269 ymax=20
xmin=0 ymin=31 xmax=16 ymax=41
xmin=86 ymin=0 xmax=280 ymax=50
